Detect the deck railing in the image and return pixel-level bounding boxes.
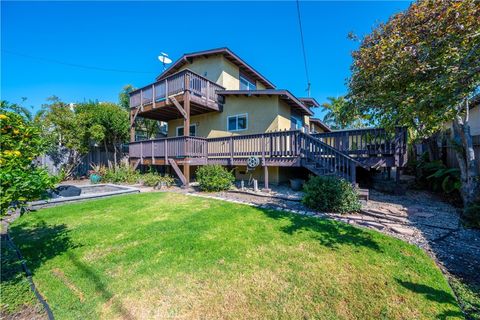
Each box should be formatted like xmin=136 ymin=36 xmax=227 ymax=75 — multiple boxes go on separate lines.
xmin=129 ymin=69 xmax=225 ymax=109
xmin=129 ymin=128 xmax=408 ymax=177
xmin=313 ymin=127 xmax=407 ymax=156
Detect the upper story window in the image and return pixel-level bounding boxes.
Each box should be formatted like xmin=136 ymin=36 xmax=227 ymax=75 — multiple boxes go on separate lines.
xmin=239 ymin=72 xmax=256 ymax=91
xmin=228 ymin=114 xmax=248 ymax=131
xmin=176 ymin=124 xmax=197 ymax=137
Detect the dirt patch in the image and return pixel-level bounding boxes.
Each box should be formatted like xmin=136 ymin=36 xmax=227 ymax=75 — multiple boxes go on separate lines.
xmin=51 ymin=268 xmax=85 ymax=302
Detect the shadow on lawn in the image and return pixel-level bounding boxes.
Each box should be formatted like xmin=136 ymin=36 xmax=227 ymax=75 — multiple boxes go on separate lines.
xmin=396 ymin=279 xmax=465 ymax=320
xmin=9 ymin=221 xmax=134 ymax=319
xmin=260 ymin=206 xmax=381 ymax=251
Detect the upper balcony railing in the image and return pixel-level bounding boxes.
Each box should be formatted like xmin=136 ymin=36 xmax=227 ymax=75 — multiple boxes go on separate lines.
xmin=129 ymin=69 xmax=225 ymax=109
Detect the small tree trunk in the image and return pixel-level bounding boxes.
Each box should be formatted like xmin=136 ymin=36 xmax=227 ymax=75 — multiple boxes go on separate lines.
xmin=452 ymin=105 xmax=480 ymax=208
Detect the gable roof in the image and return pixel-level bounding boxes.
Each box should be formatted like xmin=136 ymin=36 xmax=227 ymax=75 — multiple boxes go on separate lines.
xmin=156 ymin=47 xmax=275 ymax=89
xmin=217 ymin=89 xmax=314 ymax=116
xmin=309 ymin=118 xmax=331 ymax=132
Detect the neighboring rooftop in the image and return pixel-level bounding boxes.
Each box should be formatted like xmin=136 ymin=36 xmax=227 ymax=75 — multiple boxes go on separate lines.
xmin=156 ymin=47 xmax=275 ymax=89
xmin=310 ymin=118 xmax=331 ymax=132
xmin=217 ymin=89 xmax=314 ymax=116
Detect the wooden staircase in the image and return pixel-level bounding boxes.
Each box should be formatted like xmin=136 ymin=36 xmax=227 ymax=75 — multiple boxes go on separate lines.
xmin=300 ymin=133 xmax=368 ymax=183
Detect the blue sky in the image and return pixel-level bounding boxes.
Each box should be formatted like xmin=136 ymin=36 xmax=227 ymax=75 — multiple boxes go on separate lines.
xmin=1 ymin=1 xmax=409 ymax=118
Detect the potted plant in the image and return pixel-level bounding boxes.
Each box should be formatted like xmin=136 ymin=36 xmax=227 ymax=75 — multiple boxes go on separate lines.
xmin=89 ymin=163 xmax=103 ymax=184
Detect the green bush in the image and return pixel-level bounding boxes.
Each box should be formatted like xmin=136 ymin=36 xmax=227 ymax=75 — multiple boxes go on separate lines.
xmin=302 ymin=176 xmax=361 ymax=214
xmin=196 ymin=165 xmax=234 ymax=192
xmin=141 ymin=172 xmax=175 ymax=188
xmin=463 ymin=202 xmax=480 ymax=228
xmin=0 ymin=111 xmax=57 ymax=215
xmin=102 ymin=163 xmax=140 ymax=184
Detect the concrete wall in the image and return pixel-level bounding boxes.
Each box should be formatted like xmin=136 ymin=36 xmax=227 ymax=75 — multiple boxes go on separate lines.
xmin=167 ymin=95 xmax=293 ymax=137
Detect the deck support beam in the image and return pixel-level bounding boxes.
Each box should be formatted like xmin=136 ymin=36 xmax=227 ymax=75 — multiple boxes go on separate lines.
xmin=183 ymin=73 xmax=191 ymax=186
xmin=262 ymin=165 xmax=270 ymax=192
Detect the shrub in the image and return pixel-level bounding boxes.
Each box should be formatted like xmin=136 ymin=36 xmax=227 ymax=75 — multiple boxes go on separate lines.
xmin=302 ymin=176 xmax=361 ymax=214
xmin=0 ymin=111 xmax=57 ymax=215
xmin=141 ymin=172 xmax=175 ymax=188
xmin=102 ymin=163 xmax=140 ymax=184
xmin=196 ymin=165 xmax=234 ymax=192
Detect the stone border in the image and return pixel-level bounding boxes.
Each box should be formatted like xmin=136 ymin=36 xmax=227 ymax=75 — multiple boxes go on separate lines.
xmin=29 ymin=184 xmax=140 ymax=209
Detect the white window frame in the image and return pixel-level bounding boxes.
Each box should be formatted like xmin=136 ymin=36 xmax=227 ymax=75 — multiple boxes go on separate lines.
xmin=239 ymin=75 xmax=256 ymax=91
xmin=227 ymin=113 xmax=248 ymax=132
xmin=176 ymin=124 xmax=197 ymax=137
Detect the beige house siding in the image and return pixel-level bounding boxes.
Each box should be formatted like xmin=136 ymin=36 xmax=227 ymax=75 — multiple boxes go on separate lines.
xmin=167 ymin=95 xmax=293 ymax=137
xmin=443 ymin=105 xmax=480 ymax=136
xmin=177 ymin=55 xmax=269 ymax=91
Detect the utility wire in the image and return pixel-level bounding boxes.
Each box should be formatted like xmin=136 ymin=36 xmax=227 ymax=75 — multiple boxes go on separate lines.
xmin=296 ymin=0 xmax=311 ymax=96
xmin=3 ymin=50 xmax=155 ymax=74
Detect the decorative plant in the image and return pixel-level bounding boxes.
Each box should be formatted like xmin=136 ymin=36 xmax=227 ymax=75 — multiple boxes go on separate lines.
xmin=302 ymin=176 xmax=361 ymax=214
xmin=0 ymin=110 xmax=57 ymax=215
xmin=196 ymin=165 xmax=234 ymax=192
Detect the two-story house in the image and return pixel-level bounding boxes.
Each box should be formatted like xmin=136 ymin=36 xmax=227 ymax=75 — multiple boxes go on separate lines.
xmin=129 ymin=48 xmax=407 ymax=189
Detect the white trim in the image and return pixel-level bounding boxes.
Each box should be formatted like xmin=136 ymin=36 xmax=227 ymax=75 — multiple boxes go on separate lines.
xmin=227 ymin=113 xmax=248 ymax=132
xmin=239 ymin=75 xmax=256 ymax=91
xmin=176 ymin=124 xmax=198 ymax=136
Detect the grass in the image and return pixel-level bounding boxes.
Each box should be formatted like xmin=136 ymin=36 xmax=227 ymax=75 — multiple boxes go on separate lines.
xmin=7 ymin=192 xmax=463 ymax=319
xmin=450 ymin=277 xmax=480 ymax=320
xmin=1 ymin=234 xmax=45 ymax=318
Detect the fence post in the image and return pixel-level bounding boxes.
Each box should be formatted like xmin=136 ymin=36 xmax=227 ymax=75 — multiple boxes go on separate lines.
xmin=350 ymin=161 xmax=356 ymax=184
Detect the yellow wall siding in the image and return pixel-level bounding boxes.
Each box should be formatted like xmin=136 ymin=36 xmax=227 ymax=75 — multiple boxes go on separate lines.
xmin=443 ymin=105 xmax=480 ymax=136
xmin=167 ymin=95 xmax=292 ymax=137
xmin=177 ymin=55 xmax=241 ymax=90
xmin=311 ymin=123 xmax=327 ymax=133
xmin=177 ymin=55 xmax=224 ymax=85
xmin=235 ymin=166 xmax=280 ymax=185
xmin=220 ymin=58 xmax=240 ymax=90
xmin=469 ymin=106 xmax=480 ymax=135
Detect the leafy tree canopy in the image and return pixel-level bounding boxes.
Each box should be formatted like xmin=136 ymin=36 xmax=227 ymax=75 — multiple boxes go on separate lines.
xmin=347 ymin=0 xmax=480 ymax=138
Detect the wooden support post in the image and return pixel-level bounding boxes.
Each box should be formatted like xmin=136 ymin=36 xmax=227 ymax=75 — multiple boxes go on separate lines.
xmin=262 ymin=165 xmax=270 ymax=192
xmin=183 ymin=73 xmax=191 ymax=186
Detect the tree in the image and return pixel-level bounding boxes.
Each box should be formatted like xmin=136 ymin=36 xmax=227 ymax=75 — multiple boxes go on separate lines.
xmin=321 ymin=96 xmax=368 ymax=129
xmin=76 ymin=101 xmax=129 ymax=165
xmin=0 ymin=109 xmax=56 ymax=215
xmin=39 ymin=97 xmax=91 ymax=178
xmin=346 ymin=0 xmax=480 ymax=208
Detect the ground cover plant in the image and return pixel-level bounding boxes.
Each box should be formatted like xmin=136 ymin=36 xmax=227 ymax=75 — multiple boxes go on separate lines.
xmin=7 ymin=193 xmax=462 ymax=319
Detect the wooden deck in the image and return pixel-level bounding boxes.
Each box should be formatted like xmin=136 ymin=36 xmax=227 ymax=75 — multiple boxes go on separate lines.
xmin=129 ymin=128 xmax=408 ymax=185
xmin=129 ymin=69 xmax=225 ymax=121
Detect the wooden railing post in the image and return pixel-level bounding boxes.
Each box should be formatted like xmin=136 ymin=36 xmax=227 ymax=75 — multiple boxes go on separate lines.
xmin=165 ymin=79 xmax=169 ymax=99
xmin=151 ymin=140 xmax=155 ymax=163
xmin=164 ymin=139 xmax=168 ymax=163
xmin=152 ymin=84 xmax=156 ymax=108
xmin=229 ymin=136 xmax=234 ymax=165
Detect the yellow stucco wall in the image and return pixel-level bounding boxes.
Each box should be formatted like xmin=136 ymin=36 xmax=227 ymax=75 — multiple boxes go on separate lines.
xmin=443 ymin=105 xmax=480 ymax=136
xmin=310 ymin=122 xmax=327 ymax=133
xmin=167 ymin=95 xmax=292 ymax=137
xmin=177 ymin=54 xmax=269 ymax=91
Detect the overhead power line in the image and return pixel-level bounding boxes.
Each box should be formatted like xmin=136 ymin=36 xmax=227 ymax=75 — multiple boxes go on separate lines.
xmin=3 ymin=50 xmax=155 ymax=74
xmin=296 ymin=0 xmax=311 ymax=97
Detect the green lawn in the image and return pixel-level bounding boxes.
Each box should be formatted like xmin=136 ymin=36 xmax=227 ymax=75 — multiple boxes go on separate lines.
xmin=7 ymin=192 xmax=462 ymax=319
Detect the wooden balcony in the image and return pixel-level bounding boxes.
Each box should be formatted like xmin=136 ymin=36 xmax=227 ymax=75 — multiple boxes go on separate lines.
xmin=129 ymin=69 xmax=225 ymax=121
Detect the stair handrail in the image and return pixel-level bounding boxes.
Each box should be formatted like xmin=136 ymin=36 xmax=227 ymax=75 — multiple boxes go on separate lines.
xmin=300 ymin=132 xmax=366 ymax=183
